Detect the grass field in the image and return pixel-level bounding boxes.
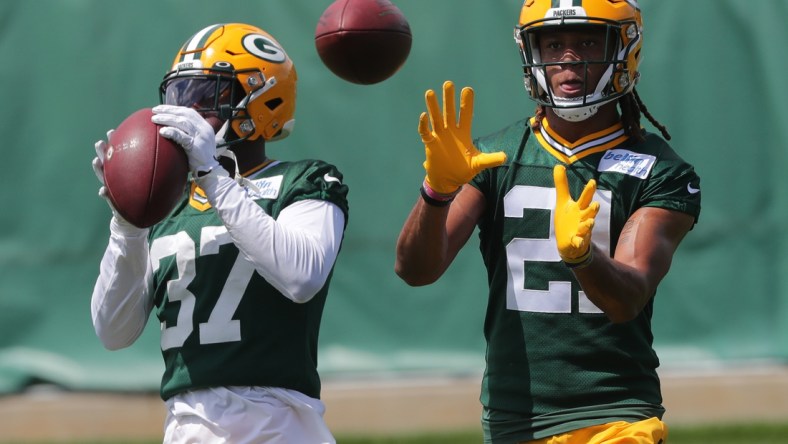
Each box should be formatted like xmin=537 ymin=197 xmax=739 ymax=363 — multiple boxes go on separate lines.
xmin=5 ymin=369 xmax=788 ymax=443
xmin=337 ymin=423 xmax=788 ymax=443
xmin=27 ymin=422 xmax=788 ymax=444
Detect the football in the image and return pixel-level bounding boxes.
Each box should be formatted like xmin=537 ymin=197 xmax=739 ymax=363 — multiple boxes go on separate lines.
xmin=315 ymin=0 xmax=412 ymax=85
xmin=103 ymin=108 xmax=189 ymax=228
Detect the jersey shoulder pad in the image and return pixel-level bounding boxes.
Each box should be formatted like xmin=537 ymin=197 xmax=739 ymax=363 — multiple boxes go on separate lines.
xmin=279 ymin=159 xmax=349 ymax=217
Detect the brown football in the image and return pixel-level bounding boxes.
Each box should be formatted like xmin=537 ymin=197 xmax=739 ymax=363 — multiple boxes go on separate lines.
xmin=315 ymin=0 xmax=412 ymax=85
xmin=103 ymin=108 xmax=188 ymax=228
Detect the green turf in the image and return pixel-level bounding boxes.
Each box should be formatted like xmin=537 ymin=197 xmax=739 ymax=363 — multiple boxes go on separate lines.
xmin=24 ymin=422 xmax=788 ymax=444
xmin=336 ymin=422 xmax=788 ymax=443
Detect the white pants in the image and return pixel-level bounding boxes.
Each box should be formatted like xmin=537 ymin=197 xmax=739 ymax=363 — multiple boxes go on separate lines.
xmin=163 ymin=386 xmax=335 ymax=444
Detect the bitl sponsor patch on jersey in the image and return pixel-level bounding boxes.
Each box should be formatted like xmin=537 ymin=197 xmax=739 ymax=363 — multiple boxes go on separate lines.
xmin=248 ymin=175 xmax=284 ymax=199
xmin=597 ymin=149 xmax=656 ymax=179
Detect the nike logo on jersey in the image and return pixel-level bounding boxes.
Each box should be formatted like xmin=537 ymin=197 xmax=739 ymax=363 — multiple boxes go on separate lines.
xmin=687 ymin=183 xmax=700 ymax=194
xmin=248 ymin=175 xmax=284 ymax=200
xmin=597 ymin=149 xmax=656 ymax=179
xmin=323 ymin=173 xmax=341 ymax=184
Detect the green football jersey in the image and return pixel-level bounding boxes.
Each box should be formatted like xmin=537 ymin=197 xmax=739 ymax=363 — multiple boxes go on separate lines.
xmin=471 ymin=118 xmax=701 ymax=442
xmin=148 ymin=159 xmax=349 ymax=401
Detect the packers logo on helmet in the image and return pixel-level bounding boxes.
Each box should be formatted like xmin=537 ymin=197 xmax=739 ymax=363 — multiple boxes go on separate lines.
xmin=241 ymin=34 xmax=287 ymax=64
xmin=160 ymin=23 xmax=297 ymax=144
xmin=515 ymin=0 xmax=643 ymax=121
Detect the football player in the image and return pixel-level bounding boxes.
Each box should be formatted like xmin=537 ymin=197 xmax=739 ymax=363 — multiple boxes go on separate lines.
xmin=91 ymin=23 xmax=348 ymax=443
xmin=395 ymin=1 xmax=700 ymax=443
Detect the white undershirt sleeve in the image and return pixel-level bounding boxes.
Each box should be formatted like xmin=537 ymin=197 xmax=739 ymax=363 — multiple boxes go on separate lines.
xmin=91 ymin=219 xmax=154 ymax=350
xmin=198 ymin=172 xmax=345 ymax=304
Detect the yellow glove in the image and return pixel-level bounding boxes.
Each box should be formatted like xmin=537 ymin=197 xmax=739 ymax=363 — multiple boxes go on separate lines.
xmin=553 ymin=164 xmax=600 ymax=266
xmin=419 ymin=81 xmax=507 ymax=196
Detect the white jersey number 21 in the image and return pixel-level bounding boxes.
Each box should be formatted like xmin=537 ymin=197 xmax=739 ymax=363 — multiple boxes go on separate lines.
xmin=504 ymin=185 xmax=612 ymax=314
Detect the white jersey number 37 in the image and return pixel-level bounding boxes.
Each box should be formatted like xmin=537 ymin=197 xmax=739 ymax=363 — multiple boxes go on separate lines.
xmin=149 ymin=226 xmax=251 ymax=350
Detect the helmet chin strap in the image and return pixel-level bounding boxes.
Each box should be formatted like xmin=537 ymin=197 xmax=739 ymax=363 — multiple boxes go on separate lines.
xmin=215 ymin=121 xmax=230 ymax=156
xmin=552 ymin=101 xmax=600 ymax=122
xmin=535 ymin=60 xmax=618 ymax=122
xmin=213 ymin=121 xmax=263 ymax=195
xmin=550 ymin=91 xmax=618 ymax=122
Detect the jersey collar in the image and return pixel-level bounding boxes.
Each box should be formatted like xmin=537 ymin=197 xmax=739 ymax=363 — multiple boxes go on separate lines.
xmin=530 ymin=116 xmax=628 ymax=164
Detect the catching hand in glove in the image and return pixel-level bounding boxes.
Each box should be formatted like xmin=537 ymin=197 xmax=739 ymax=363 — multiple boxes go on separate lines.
xmin=553 ymin=164 xmax=600 ymax=267
xmin=151 ymin=105 xmax=221 ymax=176
xmin=92 ymin=130 xmax=147 ymax=235
xmin=419 ymin=81 xmax=507 ymax=196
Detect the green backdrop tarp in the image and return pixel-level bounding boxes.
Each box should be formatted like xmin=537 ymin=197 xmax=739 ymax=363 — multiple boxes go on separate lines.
xmin=1 ymin=0 xmax=786 ymax=393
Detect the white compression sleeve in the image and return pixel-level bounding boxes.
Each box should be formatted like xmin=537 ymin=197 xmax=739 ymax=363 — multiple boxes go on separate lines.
xmin=91 ymin=219 xmax=154 ymax=350
xmin=198 ymin=172 xmax=345 ymax=303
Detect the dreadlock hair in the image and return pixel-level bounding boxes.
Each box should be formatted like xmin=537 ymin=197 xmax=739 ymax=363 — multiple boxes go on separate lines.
xmin=631 ymin=88 xmax=671 ymax=141
xmin=529 ymin=88 xmax=671 ymax=142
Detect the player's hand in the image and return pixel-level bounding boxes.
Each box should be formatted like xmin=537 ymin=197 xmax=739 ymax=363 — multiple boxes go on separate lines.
xmin=152 ymin=105 xmax=220 ymax=176
xmin=419 ymin=81 xmax=506 ymax=195
xmin=92 ymin=130 xmax=147 ymax=235
xmin=553 ymin=164 xmax=600 ymax=265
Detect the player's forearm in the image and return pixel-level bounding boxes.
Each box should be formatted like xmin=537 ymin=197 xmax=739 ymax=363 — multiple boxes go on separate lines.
xmin=91 ymin=224 xmax=153 ymax=350
xmin=571 ymin=245 xmax=653 ymax=323
xmin=577 ymin=208 xmax=694 ymax=323
xmin=200 ymin=173 xmax=344 ymax=303
xmin=395 ymin=199 xmax=452 ymax=286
